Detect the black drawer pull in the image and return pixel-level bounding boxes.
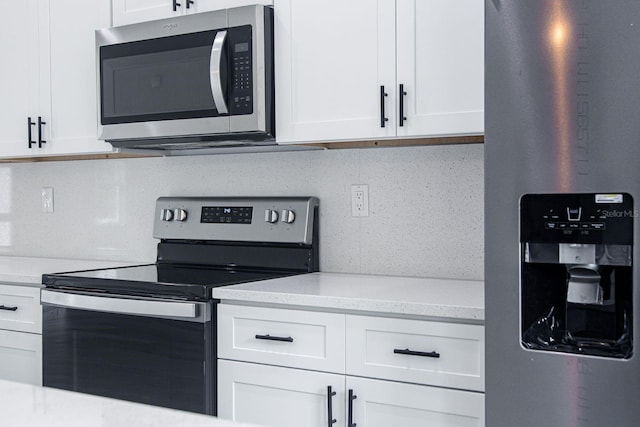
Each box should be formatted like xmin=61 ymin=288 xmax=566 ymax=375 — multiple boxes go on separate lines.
xmin=27 ymin=117 xmax=36 ymax=148
xmin=394 ymin=348 xmax=440 ymax=358
xmin=380 ymin=85 xmax=389 ymax=127
xmin=348 ymin=388 xmax=357 ymax=427
xmin=255 ymin=334 xmax=294 ymax=343
xmin=0 ymin=305 xmax=18 ymax=311
xmin=327 ymin=385 xmax=337 ymax=426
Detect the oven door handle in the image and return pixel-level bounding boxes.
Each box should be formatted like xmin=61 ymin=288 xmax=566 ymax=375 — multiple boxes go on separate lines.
xmin=40 ymin=289 xmax=199 ymax=320
xmin=210 ymin=30 xmax=229 ymax=115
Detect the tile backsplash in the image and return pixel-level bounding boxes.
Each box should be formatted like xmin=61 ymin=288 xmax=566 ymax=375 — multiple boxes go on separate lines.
xmin=0 ymin=144 xmax=484 ymax=280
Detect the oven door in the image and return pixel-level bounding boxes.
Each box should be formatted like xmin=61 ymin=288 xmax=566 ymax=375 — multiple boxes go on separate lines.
xmin=41 ymin=289 xmax=214 ymax=415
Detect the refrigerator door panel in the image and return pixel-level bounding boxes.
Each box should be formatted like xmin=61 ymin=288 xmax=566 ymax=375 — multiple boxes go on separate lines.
xmin=485 ymin=1 xmax=640 ymax=425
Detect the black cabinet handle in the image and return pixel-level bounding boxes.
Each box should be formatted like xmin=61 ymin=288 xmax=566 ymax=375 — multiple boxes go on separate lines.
xmin=327 ymin=385 xmax=337 ymax=426
xmin=186 ymin=0 xmax=194 ymax=8
xmin=348 ymin=389 xmax=357 ymax=427
xmin=394 ymin=348 xmax=440 ymax=358
xmin=380 ymin=85 xmax=388 ymax=127
xmin=37 ymin=116 xmax=46 ymax=148
xmin=172 ymin=0 xmax=180 ymax=11
xmin=399 ymin=84 xmax=407 ymax=127
xmin=27 ymin=117 xmax=36 ymax=148
xmin=255 ymin=334 xmax=294 ymax=343
xmin=0 ymin=305 xmax=18 ymax=311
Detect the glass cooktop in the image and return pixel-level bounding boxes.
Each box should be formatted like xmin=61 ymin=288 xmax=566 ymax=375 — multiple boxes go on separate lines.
xmin=42 ymin=264 xmax=298 ymax=301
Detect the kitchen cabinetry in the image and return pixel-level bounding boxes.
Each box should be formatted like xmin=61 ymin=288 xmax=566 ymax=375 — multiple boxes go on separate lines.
xmin=275 ymin=0 xmax=484 ymax=145
xmin=0 ymin=284 xmax=42 ymax=385
xmin=112 ymin=0 xmax=273 ymax=26
xmin=217 ymin=304 xmax=485 ymax=426
xmin=0 ymin=0 xmax=114 ymax=159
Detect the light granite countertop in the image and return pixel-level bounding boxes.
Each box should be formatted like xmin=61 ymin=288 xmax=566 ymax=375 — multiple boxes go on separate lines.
xmin=212 ymin=272 xmax=484 ymax=322
xmin=0 ymin=255 xmax=143 ymax=286
xmin=0 ymin=378 xmax=261 ymax=427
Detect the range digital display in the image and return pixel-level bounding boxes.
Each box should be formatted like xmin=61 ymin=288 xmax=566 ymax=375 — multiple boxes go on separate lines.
xmin=201 ymin=206 xmax=253 ymax=224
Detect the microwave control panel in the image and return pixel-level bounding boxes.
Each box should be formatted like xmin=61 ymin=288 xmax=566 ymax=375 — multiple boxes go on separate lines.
xmin=229 ymin=25 xmax=253 ymax=115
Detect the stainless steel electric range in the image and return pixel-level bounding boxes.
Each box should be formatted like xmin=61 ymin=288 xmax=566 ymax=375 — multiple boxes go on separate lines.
xmin=41 ymin=197 xmax=319 ymax=415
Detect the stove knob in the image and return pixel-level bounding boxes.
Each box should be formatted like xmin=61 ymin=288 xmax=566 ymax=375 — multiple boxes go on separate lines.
xmin=174 ymin=208 xmax=188 ymax=222
xmin=160 ymin=208 xmax=174 ymax=222
xmin=264 ymin=209 xmax=279 ymax=223
xmin=281 ymin=209 xmax=296 ymax=224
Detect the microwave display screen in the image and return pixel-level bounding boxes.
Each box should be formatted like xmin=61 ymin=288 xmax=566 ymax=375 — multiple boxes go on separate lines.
xmin=234 ymin=42 xmax=249 ymax=53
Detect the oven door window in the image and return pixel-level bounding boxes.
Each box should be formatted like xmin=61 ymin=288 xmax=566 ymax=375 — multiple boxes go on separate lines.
xmin=42 ymin=302 xmax=214 ymax=415
xmin=99 ymin=30 xmax=227 ymax=125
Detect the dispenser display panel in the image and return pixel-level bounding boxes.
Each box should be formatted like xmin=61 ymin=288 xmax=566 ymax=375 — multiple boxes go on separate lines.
xmin=520 ymin=193 xmax=633 ymax=359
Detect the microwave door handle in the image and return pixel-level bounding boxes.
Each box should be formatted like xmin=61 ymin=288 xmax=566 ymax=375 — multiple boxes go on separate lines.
xmin=210 ymin=30 xmax=229 ymax=114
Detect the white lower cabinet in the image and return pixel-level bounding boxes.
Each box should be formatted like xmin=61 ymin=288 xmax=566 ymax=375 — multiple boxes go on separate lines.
xmin=218 ymin=360 xmax=483 ymax=427
xmin=0 ymin=329 xmax=42 ymax=385
xmin=218 ymin=360 xmax=345 ymax=427
xmin=217 ymin=303 xmax=484 ymax=426
xmin=0 ymin=284 xmax=42 ymax=385
xmin=347 ymin=376 xmax=484 ymax=427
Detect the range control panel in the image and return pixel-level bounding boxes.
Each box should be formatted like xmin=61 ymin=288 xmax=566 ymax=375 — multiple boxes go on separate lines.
xmin=154 ymin=197 xmax=318 ymax=244
xmin=520 ymin=193 xmax=634 ymax=245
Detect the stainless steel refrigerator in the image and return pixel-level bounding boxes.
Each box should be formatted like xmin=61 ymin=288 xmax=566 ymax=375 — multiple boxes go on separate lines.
xmin=485 ymin=1 xmax=640 ymax=425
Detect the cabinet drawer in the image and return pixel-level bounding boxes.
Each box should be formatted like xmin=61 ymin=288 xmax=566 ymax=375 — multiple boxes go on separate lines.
xmin=346 ymin=315 xmax=484 ymax=391
xmin=218 ymin=304 xmax=345 ymax=373
xmin=0 ymin=285 xmax=42 ymax=334
xmin=0 ymin=329 xmax=42 ymax=385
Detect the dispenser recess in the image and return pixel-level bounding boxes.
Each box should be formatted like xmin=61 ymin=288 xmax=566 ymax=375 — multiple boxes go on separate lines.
xmin=520 ymin=193 xmax=633 ymax=359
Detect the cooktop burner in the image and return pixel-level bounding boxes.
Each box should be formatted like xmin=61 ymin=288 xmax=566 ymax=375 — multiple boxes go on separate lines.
xmin=43 ymin=264 xmax=300 ymax=300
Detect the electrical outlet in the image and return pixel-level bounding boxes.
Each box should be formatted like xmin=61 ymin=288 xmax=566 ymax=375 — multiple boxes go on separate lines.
xmin=351 ymin=184 xmax=369 ymax=217
xmin=41 ymin=187 xmax=54 ymax=213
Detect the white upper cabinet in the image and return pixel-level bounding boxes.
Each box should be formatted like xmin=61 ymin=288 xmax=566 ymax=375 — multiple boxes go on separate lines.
xmin=275 ymin=0 xmax=397 ymax=143
xmin=275 ymin=0 xmax=484 ymax=145
xmin=0 ymin=0 xmax=40 ymax=158
xmin=113 ymin=0 xmax=273 ymax=26
xmin=0 ymin=0 xmax=114 ymax=159
xmin=396 ymin=0 xmax=484 ymax=138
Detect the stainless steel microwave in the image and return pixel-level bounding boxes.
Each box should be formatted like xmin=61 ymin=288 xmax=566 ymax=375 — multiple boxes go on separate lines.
xmin=96 ymin=5 xmax=274 ymax=151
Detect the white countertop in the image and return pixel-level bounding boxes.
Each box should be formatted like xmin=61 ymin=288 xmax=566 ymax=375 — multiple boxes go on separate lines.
xmin=0 ymin=255 xmax=143 ymax=286
xmin=212 ymin=272 xmax=484 ymax=322
xmin=0 ymin=379 xmax=260 ymax=427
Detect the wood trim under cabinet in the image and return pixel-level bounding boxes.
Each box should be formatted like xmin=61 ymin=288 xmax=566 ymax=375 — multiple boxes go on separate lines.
xmin=300 ymin=135 xmax=484 ymax=150
xmin=0 ymin=152 xmax=157 ymax=163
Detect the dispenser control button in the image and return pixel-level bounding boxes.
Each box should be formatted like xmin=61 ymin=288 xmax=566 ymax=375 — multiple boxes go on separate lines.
xmin=590 ymin=222 xmax=606 ymax=230
xmin=545 ymin=222 xmax=558 ymax=229
xmin=174 ymin=208 xmax=188 ymax=222
xmin=264 ymin=209 xmax=279 ymax=223
xmin=558 ymin=223 xmax=568 ymax=229
xmin=567 ymin=207 xmax=582 ymax=221
xmin=568 ymin=223 xmax=580 ymax=229
xmin=160 ymin=208 xmax=173 ymax=222
xmin=281 ymin=209 xmax=296 ymax=224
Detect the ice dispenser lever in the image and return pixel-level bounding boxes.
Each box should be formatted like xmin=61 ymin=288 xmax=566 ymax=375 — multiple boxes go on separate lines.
xmin=566 ymin=265 xmax=603 ymax=305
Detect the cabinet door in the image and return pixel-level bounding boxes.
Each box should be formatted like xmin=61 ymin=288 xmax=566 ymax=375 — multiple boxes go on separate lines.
xmin=190 ymin=0 xmax=272 ymax=14
xmin=218 ymin=360 xmax=346 ymax=427
xmin=0 ymin=0 xmax=40 ymax=157
xmin=275 ymin=0 xmax=396 ymax=144
xmin=396 ymin=0 xmax=484 ymax=137
xmin=0 ymin=284 xmax=42 ymax=334
xmin=38 ymin=0 xmax=114 ymax=156
xmin=0 ymin=330 xmax=42 ymax=386
xmin=112 ymin=0 xmax=183 ymax=26
xmin=347 ymin=376 xmax=484 ymax=427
